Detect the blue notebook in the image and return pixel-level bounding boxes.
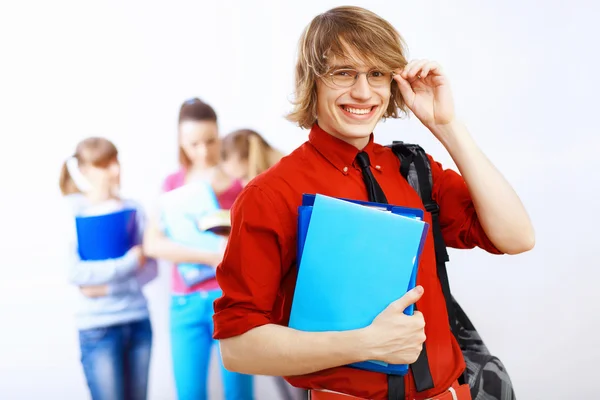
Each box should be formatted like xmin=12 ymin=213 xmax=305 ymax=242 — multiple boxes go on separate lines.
xmin=297 ymin=194 xmax=425 ymax=271
xmin=75 ymin=208 xmax=138 ymax=261
xmin=290 ymin=194 xmax=429 ymax=376
xmin=160 ymin=181 xmax=226 ymax=286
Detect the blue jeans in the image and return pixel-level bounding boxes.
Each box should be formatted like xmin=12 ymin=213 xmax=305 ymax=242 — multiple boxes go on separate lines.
xmin=79 ymin=318 xmax=153 ymax=400
xmin=170 ymin=290 xmax=254 ymax=400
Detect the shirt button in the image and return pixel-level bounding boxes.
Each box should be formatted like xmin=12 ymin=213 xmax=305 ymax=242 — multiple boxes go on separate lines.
xmin=343 ymin=166 xmax=349 ymax=174
xmin=375 ymin=165 xmax=381 ymax=170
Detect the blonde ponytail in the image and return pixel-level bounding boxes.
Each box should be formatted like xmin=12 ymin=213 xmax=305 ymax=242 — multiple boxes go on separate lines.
xmin=247 ymin=134 xmax=269 ymax=180
xmin=222 ymin=129 xmax=283 ymax=180
xmin=59 ymin=158 xmax=80 ymax=195
xmin=267 ymin=147 xmax=284 ymax=168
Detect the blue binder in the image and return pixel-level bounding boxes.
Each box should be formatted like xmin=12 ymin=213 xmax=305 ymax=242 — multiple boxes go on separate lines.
xmin=290 ymin=194 xmax=429 ymax=376
xmin=160 ymin=181 xmax=226 ymax=287
xmin=75 ymin=208 xmax=138 ymax=261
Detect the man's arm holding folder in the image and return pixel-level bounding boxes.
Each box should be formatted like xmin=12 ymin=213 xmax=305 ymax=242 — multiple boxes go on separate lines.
xmin=220 ymin=286 xmax=426 ymax=377
xmin=214 ymin=186 xmax=427 ymax=376
xmin=290 ymin=194 xmax=428 ymax=375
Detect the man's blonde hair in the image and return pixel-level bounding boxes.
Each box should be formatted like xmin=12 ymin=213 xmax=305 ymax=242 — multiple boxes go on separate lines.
xmin=286 ymin=6 xmax=410 ymax=129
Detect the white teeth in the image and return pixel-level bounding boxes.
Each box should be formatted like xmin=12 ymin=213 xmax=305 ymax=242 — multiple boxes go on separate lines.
xmin=344 ymin=106 xmax=372 ymax=115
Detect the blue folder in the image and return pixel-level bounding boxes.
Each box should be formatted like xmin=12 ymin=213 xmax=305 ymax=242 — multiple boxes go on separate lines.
xmin=75 ymin=208 xmax=138 ymax=261
xmin=290 ymin=194 xmax=429 ymax=376
xmin=160 ymin=181 xmax=226 ymax=287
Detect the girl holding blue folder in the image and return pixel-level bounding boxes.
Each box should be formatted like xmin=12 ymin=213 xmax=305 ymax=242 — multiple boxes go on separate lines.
xmin=59 ymin=137 xmax=157 ymax=400
xmin=144 ymin=98 xmax=254 ymax=400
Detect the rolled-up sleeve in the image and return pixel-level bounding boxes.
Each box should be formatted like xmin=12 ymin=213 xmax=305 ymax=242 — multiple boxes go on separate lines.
xmin=428 ymin=155 xmax=503 ymax=255
xmin=213 ymin=184 xmax=294 ymax=339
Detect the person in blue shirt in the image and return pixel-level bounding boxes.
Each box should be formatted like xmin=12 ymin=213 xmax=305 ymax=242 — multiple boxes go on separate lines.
xmin=59 ymin=136 xmax=158 ymax=400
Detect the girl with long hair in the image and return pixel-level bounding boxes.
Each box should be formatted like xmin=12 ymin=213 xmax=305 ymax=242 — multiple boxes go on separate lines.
xmin=144 ymin=98 xmax=254 ymax=400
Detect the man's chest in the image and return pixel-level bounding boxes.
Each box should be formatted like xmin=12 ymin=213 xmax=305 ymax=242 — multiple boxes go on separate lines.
xmin=274 ymin=161 xmax=440 ymax=322
xmin=288 ymin=163 xmax=425 ymax=212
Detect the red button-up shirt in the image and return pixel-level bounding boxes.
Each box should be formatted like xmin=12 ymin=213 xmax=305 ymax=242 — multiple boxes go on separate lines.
xmin=213 ymin=123 xmax=502 ymax=399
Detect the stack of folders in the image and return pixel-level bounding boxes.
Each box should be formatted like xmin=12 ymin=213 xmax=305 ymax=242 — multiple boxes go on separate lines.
xmin=159 ymin=181 xmax=227 ymax=287
xmin=75 ymin=208 xmax=138 ymax=261
xmin=289 ymin=193 xmax=429 ymax=376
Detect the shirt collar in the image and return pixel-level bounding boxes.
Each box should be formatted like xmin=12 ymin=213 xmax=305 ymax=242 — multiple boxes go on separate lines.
xmin=308 ymin=122 xmax=380 ymax=174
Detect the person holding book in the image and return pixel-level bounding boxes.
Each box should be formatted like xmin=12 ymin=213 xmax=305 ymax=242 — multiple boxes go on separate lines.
xmin=221 ymin=128 xmax=284 ymax=186
xmin=212 ymin=6 xmax=534 ymax=400
xmin=59 ymin=137 xmax=157 ymax=400
xmin=143 ymin=98 xmax=254 ymax=400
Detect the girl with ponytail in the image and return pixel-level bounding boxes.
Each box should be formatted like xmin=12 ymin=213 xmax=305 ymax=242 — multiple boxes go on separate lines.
xmin=220 ymin=130 xmax=305 ymax=400
xmin=59 ymin=137 xmax=157 ymax=400
xmin=221 ymin=129 xmax=284 ymax=185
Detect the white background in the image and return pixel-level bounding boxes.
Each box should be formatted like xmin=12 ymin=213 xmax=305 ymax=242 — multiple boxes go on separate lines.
xmin=0 ymin=0 xmax=598 ymax=399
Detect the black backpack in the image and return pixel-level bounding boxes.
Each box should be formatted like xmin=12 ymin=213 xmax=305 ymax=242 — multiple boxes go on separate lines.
xmin=388 ymin=141 xmax=517 ymax=400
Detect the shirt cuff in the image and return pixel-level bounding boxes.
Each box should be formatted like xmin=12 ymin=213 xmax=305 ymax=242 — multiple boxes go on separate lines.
xmin=212 ymin=309 xmax=272 ymax=340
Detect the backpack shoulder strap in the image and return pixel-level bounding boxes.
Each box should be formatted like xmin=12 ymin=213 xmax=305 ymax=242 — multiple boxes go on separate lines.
xmin=388 ymin=141 xmax=454 ymax=325
xmin=389 ymin=142 xmax=435 ymax=212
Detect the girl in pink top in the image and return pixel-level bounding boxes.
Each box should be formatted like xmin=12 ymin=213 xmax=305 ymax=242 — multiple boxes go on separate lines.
xmin=144 ymin=98 xmax=252 ymax=400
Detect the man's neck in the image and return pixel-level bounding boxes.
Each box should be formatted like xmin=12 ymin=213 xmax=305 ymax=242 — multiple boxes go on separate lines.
xmin=317 ymin=122 xmax=371 ymax=150
xmin=328 ymin=131 xmax=370 ymax=150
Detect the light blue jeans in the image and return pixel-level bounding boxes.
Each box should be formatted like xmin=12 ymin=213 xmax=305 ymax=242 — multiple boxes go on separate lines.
xmin=78 ymin=318 xmax=152 ymax=400
xmin=170 ymin=289 xmax=254 ymax=400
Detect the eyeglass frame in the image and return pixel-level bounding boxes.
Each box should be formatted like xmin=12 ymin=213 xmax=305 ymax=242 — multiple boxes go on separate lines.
xmin=321 ymin=67 xmax=396 ymax=88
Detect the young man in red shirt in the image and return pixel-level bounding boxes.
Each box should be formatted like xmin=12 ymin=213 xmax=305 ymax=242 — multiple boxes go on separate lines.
xmin=212 ymin=6 xmax=534 ymax=400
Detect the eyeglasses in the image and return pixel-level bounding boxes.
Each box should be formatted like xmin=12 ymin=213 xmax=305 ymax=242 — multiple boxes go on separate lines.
xmin=324 ymin=68 xmax=394 ymax=88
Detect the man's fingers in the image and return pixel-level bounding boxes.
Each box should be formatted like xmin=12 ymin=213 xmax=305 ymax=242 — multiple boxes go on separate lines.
xmin=393 ymin=73 xmax=415 ymax=105
xmin=404 ymin=59 xmax=429 ymax=81
xmin=419 ymin=61 xmax=442 ymax=79
xmin=392 ymin=285 xmax=424 ymax=311
xmin=401 ymin=60 xmax=443 ymax=82
xmin=401 ymin=59 xmax=420 ymax=78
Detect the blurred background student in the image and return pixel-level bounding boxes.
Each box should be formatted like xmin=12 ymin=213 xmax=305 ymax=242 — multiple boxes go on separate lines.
xmin=144 ymin=98 xmax=254 ymax=400
xmin=221 ymin=128 xmax=284 ymax=186
xmin=220 ymin=129 xmax=306 ymax=400
xmin=59 ymin=137 xmax=158 ymax=400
